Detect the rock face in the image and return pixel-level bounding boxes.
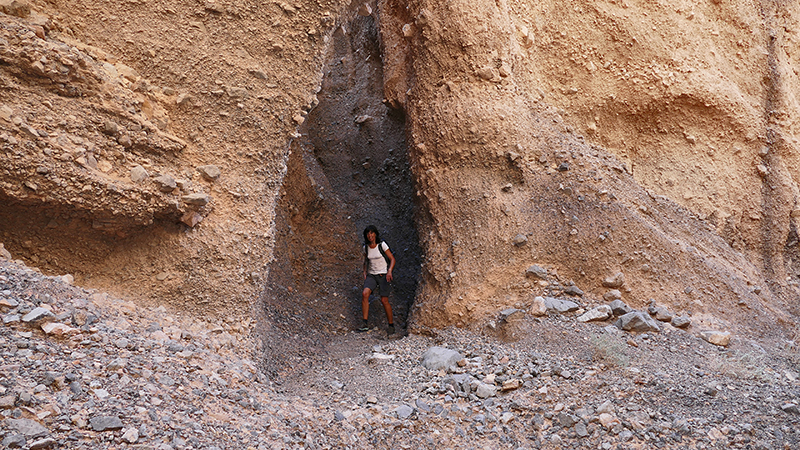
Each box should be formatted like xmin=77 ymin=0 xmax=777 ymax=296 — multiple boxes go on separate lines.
xmin=1 ymin=0 xmax=800 ymax=345
xmin=379 ymin=0 xmax=794 ymax=332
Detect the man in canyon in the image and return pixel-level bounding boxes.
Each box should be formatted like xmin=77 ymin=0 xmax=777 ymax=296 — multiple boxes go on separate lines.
xmin=360 ymin=225 xmax=396 ymax=334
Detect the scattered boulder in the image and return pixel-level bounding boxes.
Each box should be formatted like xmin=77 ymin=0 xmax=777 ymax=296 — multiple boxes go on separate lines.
xmin=615 ymin=311 xmax=660 ymax=332
xmin=531 ymin=296 xmax=547 ymax=316
xmin=671 ymin=316 xmax=691 ymax=328
xmin=608 ymin=300 xmax=632 ymax=316
xmin=130 ymin=165 xmax=149 ymax=183
xmin=700 ymin=330 xmax=731 ymax=347
xmin=420 ymin=347 xmax=464 ymax=372
xmin=543 ymin=297 xmax=580 ymax=314
xmin=577 ymin=305 xmax=612 ymax=323
xmin=602 ymin=272 xmax=626 ymax=288
xmin=475 ymin=382 xmax=497 ymax=399
xmin=563 ymin=285 xmax=584 ymax=297
xmin=21 ymin=307 xmax=55 ymax=324
xmin=511 ymin=234 xmax=528 ymax=246
xmin=525 ymin=265 xmax=548 ymax=280
xmin=197 ymin=165 xmax=221 ymax=181
xmin=154 ymin=174 xmax=177 ymax=192
xmin=649 ymin=306 xmax=673 ymax=322
xmin=5 ymin=418 xmax=49 ymax=438
xmin=89 ymin=416 xmax=123 ymax=432
xmin=182 ymin=193 xmax=210 ymax=206
xmin=603 ymin=290 xmax=622 ymax=302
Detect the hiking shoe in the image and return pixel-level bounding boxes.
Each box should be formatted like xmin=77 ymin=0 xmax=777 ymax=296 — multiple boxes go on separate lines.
xmin=387 ymin=325 xmax=395 ymax=335
xmin=356 ymin=325 xmax=369 ymax=333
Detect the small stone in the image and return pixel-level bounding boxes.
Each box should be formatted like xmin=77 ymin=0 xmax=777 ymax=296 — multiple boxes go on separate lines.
xmin=182 ymin=193 xmax=210 ymax=206
xmin=501 ymin=379 xmax=521 ymax=391
xmin=577 ymin=305 xmax=612 ymax=323
xmin=395 ymin=404 xmax=414 ymax=419
xmin=197 ymin=165 xmax=221 ymax=181
xmin=700 ymin=330 xmax=731 ymax=347
xmin=671 ymin=315 xmax=691 ymax=328
xmin=475 ymin=383 xmax=497 ymax=399
xmin=6 ymin=418 xmax=49 ymax=438
xmin=22 ymin=307 xmax=55 ymax=324
xmin=615 ymin=311 xmax=660 ymax=332
xmin=180 ymin=211 xmax=203 ymax=227
xmin=89 ymin=415 xmax=123 ymax=431
xmin=154 ymin=174 xmax=176 ymax=192
xmin=420 ymin=347 xmax=464 ymax=372
xmin=543 ymin=297 xmax=579 ymax=314
xmin=41 ymin=322 xmax=79 ymax=337
xmin=531 ymin=296 xmax=547 ymax=316
xmin=563 ymin=285 xmax=584 ymax=297
xmin=603 ymin=290 xmax=622 ymax=301
xmin=357 ymin=3 xmax=372 ymax=16
xmin=525 ymin=265 xmax=548 ymax=280
xmin=130 ymin=165 xmax=149 ymax=183
xmin=650 ymin=306 xmax=673 ymax=322
xmin=602 ymin=272 xmax=626 ymax=288
xmin=29 ymin=437 xmax=57 ymax=449
xmin=781 ymin=403 xmax=800 ymax=415
xmin=0 ymin=394 xmax=16 ymax=408
xmin=1 ymin=435 xmax=25 ymax=448
xmin=608 ymin=299 xmax=631 ymax=316
xmin=366 ymin=396 xmax=378 ymax=404
xmin=121 ymin=427 xmax=139 ymax=443
xmin=511 ymin=234 xmax=528 ymax=246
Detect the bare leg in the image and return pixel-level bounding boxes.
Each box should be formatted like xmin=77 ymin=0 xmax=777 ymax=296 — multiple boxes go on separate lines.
xmin=361 ymin=288 xmax=372 ymax=321
xmin=380 ymin=296 xmax=393 ymax=325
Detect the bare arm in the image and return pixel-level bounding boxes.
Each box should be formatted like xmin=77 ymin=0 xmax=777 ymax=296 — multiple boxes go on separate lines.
xmin=385 ymin=248 xmax=396 ymax=282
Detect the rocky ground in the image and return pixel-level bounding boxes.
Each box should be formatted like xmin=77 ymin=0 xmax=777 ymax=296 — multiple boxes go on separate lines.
xmin=1 ymin=254 xmax=799 ymax=450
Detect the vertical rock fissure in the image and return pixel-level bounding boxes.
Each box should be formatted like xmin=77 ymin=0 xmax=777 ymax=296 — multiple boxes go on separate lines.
xmin=258 ymin=6 xmax=421 ymax=377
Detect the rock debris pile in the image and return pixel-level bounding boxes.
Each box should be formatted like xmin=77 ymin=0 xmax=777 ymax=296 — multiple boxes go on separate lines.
xmin=1 ymin=255 xmax=799 ymax=449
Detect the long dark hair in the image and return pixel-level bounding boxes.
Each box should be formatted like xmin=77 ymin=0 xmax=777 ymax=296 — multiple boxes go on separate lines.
xmin=363 ymin=225 xmax=380 ymax=247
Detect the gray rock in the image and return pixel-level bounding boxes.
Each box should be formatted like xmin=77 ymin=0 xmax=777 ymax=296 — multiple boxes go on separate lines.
xmin=577 ymin=305 xmax=612 ymax=323
xmin=525 ymin=265 xmax=548 ymax=280
xmin=395 ymin=404 xmax=414 ymax=419
xmin=6 ymin=418 xmax=49 ymax=438
xmin=557 ymin=412 xmax=578 ymax=427
xmin=90 ymin=416 xmax=123 ymax=432
xmin=415 ymin=398 xmax=431 ymax=413
xmin=197 ymin=165 xmax=221 ymax=180
xmin=154 ymin=174 xmax=177 ymax=192
xmin=1 ymin=435 xmax=25 ymax=448
xmin=499 ymin=308 xmax=524 ymax=322
xmin=29 ymin=438 xmax=57 ymax=450
xmin=615 ymin=311 xmax=660 ymax=332
xmin=531 ymin=296 xmax=547 ymax=316
xmin=182 ymin=193 xmax=210 ymax=206
xmin=130 ymin=165 xmax=149 ymax=183
xmin=121 ymin=427 xmax=139 ymax=443
xmin=650 ymin=306 xmax=673 ymax=322
xmin=608 ymin=300 xmax=632 ymax=316
xmin=602 ymin=272 xmax=626 ymax=288
xmin=544 ymin=297 xmax=579 ymax=314
xmin=603 ymin=289 xmax=622 ymax=301
xmin=3 ymin=314 xmax=20 ymax=324
xmin=511 ymin=234 xmax=528 ymax=246
xmin=563 ymin=285 xmax=584 ymax=297
xmin=781 ymin=403 xmax=799 ymax=415
xmin=575 ymin=421 xmax=589 ymax=437
xmin=21 ymin=307 xmax=54 ymax=324
xmin=333 ymin=410 xmax=346 ymax=421
xmin=475 ymin=383 xmax=497 ymax=399
xmin=420 ymin=347 xmax=464 ymax=372
xmin=671 ymin=316 xmax=691 ymax=328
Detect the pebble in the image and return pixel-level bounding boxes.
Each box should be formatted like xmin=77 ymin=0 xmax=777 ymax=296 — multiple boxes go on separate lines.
xmin=130 ymin=165 xmax=149 ymax=183
xmin=700 ymin=330 xmax=731 ymax=346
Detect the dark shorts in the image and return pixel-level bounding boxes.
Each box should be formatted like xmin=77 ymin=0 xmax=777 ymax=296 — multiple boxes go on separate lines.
xmin=364 ymin=273 xmax=390 ymax=297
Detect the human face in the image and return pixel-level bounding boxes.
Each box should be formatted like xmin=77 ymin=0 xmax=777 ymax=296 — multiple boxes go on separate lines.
xmin=367 ymin=230 xmax=377 ymax=245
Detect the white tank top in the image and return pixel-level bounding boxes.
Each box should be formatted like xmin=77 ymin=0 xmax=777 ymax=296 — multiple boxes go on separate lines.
xmin=366 ymin=242 xmax=389 ymax=274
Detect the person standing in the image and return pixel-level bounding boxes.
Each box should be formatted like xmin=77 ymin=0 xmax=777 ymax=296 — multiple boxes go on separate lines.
xmin=359 ymin=225 xmax=396 ymax=334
